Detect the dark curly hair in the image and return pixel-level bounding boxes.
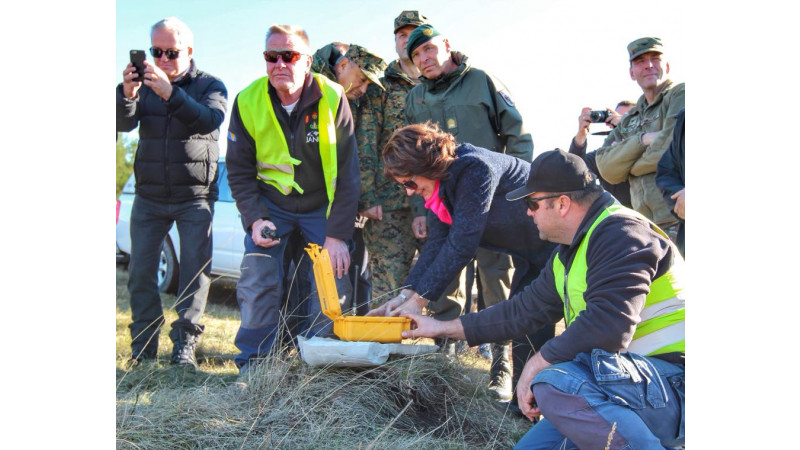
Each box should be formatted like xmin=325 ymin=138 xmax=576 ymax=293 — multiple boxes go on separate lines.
xmin=382 ymin=121 xmax=457 ymax=181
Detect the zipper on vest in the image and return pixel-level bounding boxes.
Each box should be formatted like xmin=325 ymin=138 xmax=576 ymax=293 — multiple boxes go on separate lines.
xmin=563 ymin=272 xmax=572 ymax=326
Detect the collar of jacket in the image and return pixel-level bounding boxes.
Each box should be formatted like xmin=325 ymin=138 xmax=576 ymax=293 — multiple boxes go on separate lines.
xmin=555 ymin=191 xmax=617 ymax=268
xmin=384 ymin=59 xmax=416 ymax=86
xmin=311 ymin=44 xmax=340 ymax=81
xmin=172 ymin=59 xmax=198 ymax=87
xmin=267 ymin=72 xmax=323 ymax=112
xmin=420 ymin=51 xmax=469 ymax=93
xmin=637 ymin=78 xmax=674 ymax=109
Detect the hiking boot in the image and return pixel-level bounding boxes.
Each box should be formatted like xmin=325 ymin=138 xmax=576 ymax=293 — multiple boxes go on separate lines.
xmin=171 ymin=332 xmax=200 ymax=369
xmin=488 ymin=343 xmax=513 ymax=401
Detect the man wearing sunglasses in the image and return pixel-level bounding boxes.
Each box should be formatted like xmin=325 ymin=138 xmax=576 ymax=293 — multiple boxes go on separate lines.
xmin=400 ymin=149 xmax=686 ymax=450
xmin=402 ymin=23 xmax=543 ymax=404
xmin=225 ymin=25 xmax=360 ymax=376
xmin=117 ymin=17 xmax=228 ymax=369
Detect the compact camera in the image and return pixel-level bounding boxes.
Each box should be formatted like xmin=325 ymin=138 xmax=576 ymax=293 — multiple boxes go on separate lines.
xmin=589 ymin=110 xmax=610 ymax=123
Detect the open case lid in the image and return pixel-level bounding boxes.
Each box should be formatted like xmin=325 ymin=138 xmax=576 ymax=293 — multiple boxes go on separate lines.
xmin=305 ymin=243 xmax=342 ymax=320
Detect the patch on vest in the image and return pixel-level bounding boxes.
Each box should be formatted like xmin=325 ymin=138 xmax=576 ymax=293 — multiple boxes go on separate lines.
xmin=447 ymin=118 xmax=457 ymax=129
xmin=228 ymin=131 xmax=237 ymax=142
xmin=498 ymin=90 xmax=514 ymax=107
xmin=307 ymin=131 xmax=319 ymax=143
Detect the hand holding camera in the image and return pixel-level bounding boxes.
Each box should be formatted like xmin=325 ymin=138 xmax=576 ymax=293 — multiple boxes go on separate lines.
xmin=261 ymin=226 xmax=279 ymax=241
xmin=589 ymin=110 xmax=611 ymax=123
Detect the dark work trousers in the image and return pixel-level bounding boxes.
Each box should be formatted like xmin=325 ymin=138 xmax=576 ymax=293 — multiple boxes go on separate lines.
xmin=233 ymin=199 xmax=353 ymax=368
xmin=508 ymin=254 xmax=556 ymax=404
xmin=127 ymin=195 xmax=213 ymax=358
xmin=278 ymin=228 xmax=312 ymax=350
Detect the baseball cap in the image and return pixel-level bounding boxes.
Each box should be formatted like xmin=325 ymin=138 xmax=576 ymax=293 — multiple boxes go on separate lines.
xmin=345 ymin=44 xmax=388 ymax=90
xmin=627 ymin=37 xmax=664 ymax=61
xmin=506 ymin=149 xmax=596 ymax=201
xmin=394 ymin=10 xmax=428 ymax=33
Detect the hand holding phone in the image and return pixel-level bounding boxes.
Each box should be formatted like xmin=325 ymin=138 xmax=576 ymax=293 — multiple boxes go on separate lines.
xmin=130 ymin=50 xmax=146 ymax=82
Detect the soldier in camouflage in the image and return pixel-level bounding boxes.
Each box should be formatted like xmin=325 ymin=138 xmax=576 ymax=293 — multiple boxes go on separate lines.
xmin=311 ymin=43 xmax=388 ymax=312
xmin=357 ymin=11 xmax=430 ymax=308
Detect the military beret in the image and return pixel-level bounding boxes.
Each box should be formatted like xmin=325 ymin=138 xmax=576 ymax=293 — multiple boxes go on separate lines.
xmin=345 ymin=44 xmax=388 ymax=90
xmin=393 ymin=10 xmax=429 ymax=33
xmin=627 ymin=37 xmax=664 ymax=62
xmin=406 ymin=24 xmax=440 ymax=60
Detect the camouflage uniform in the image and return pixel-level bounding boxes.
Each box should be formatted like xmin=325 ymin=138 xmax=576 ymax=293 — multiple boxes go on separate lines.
xmin=361 ymin=59 xmax=425 ymax=304
xmin=311 ymin=43 xmax=406 ymax=307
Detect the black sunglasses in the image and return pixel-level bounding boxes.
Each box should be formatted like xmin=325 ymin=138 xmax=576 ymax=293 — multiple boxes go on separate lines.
xmin=263 ymin=50 xmax=305 ymax=64
xmin=400 ymin=175 xmax=418 ymax=190
xmin=524 ymin=193 xmax=566 ymax=211
xmin=150 ymin=47 xmax=182 ymax=60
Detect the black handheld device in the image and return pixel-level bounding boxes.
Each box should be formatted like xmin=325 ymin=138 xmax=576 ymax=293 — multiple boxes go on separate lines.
xmin=130 ymin=50 xmax=146 ymax=82
xmin=261 ymin=227 xmax=279 ymax=241
xmin=589 ymin=110 xmax=610 ymax=123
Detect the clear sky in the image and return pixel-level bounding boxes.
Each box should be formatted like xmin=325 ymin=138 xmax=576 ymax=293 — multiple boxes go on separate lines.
xmin=115 ymin=0 xmax=686 ymax=155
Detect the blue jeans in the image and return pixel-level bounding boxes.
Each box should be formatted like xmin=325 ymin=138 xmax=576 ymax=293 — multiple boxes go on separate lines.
xmin=128 ymin=196 xmax=214 ymax=358
xmin=234 ymin=198 xmax=352 ymax=368
xmin=514 ymin=350 xmax=685 ymax=450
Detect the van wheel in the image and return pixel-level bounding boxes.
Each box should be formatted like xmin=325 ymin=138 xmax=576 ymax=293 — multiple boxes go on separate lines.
xmin=158 ymin=237 xmax=179 ymax=294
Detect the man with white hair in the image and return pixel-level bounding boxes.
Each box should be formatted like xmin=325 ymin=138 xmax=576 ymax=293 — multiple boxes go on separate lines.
xmin=117 ymin=17 xmax=228 ymax=369
xmin=226 ymin=25 xmax=360 ymax=374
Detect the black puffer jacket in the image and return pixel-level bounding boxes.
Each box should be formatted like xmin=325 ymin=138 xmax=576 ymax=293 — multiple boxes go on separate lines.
xmin=116 ymin=61 xmax=228 ymax=202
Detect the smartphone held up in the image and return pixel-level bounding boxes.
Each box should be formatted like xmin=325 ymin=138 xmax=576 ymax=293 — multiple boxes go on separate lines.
xmin=130 ymin=50 xmax=146 ymax=82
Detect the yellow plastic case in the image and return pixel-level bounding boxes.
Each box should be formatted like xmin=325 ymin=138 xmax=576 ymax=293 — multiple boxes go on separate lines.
xmin=305 ymin=244 xmax=411 ymax=343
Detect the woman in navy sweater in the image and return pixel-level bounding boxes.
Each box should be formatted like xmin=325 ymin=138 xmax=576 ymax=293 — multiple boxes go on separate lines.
xmin=369 ymin=121 xmax=556 ymax=408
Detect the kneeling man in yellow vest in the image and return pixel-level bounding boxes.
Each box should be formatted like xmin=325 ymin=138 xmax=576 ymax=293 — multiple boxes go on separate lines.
xmin=394 ymin=149 xmax=685 ymax=449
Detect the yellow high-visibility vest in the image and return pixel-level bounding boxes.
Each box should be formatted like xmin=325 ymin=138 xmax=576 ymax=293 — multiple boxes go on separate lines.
xmin=552 ymin=203 xmax=685 ymax=356
xmin=237 ymin=73 xmax=342 ymax=217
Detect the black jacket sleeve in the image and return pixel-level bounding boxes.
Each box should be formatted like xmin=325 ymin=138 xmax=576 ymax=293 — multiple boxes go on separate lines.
xmin=460 ymin=214 xmax=674 ymax=365
xmin=226 ymin=97 xmax=270 ymax=229
xmin=164 ymin=78 xmax=227 ymax=134
xmin=322 ymin=92 xmax=359 ymax=241
xmin=116 ymin=84 xmax=139 ymax=132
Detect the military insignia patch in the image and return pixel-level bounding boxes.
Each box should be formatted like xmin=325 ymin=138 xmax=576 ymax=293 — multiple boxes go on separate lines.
xmin=228 ymin=131 xmax=237 ymax=142
xmin=423 ymin=28 xmax=433 ymax=36
xmin=447 ymin=118 xmax=457 ymax=129
xmin=406 ymin=11 xmax=414 ymax=18
xmin=498 ymin=90 xmax=514 ymax=107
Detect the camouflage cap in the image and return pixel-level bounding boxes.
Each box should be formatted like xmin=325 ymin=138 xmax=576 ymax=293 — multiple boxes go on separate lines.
xmin=627 ymin=37 xmax=664 ymax=61
xmin=345 ymin=44 xmax=388 ymax=90
xmin=406 ymin=24 xmax=440 ymax=60
xmin=394 ymin=10 xmax=429 ymax=33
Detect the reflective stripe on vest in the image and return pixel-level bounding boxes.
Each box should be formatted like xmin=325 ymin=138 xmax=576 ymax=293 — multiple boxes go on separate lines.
xmin=237 ymin=74 xmax=341 ymax=217
xmin=552 ymin=203 xmax=685 ymax=356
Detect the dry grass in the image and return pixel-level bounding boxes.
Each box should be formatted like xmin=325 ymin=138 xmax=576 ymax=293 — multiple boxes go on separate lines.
xmin=116 ymin=267 xmax=532 ymax=448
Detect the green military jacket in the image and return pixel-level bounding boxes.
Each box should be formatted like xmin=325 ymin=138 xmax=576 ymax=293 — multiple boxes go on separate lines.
xmin=404 ymin=52 xmax=533 ymax=163
xmin=595 ymin=80 xmax=685 ymax=226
